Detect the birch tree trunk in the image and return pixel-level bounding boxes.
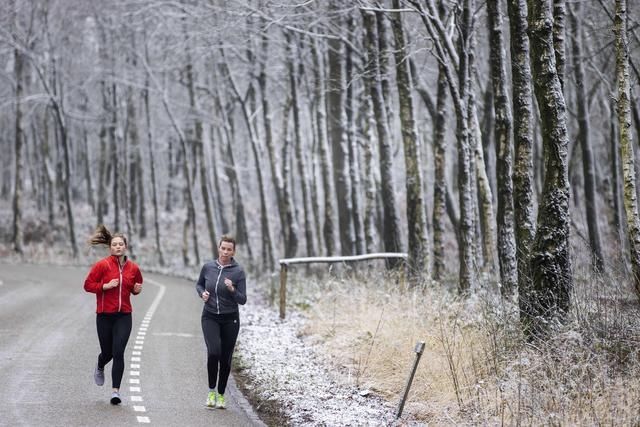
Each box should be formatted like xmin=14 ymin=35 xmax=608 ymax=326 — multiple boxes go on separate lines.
xmin=488 ymin=0 xmax=517 ymax=295
xmin=432 ymin=64 xmax=448 ymax=280
xmin=553 ymin=0 xmax=566 ymax=91
xmin=569 ymin=3 xmax=604 ymax=272
xmin=391 ymin=0 xmax=428 ymax=279
xmin=375 ymin=9 xmax=393 ymax=129
xmin=507 ymin=0 xmax=536 ymax=320
xmin=527 ymin=0 xmax=573 ymax=334
xmin=456 ymin=0 xmax=477 ymax=292
xmin=615 ymin=0 xmax=640 ymax=298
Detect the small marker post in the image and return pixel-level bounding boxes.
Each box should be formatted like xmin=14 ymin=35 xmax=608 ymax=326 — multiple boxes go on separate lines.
xmin=396 ymin=341 xmax=425 ymax=419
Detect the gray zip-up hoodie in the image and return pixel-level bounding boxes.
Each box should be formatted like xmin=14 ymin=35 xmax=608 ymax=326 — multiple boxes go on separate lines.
xmin=196 ymin=258 xmax=247 ymax=315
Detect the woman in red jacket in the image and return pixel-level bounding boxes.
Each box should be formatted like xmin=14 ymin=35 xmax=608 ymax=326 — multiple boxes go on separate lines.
xmin=84 ymin=225 xmax=143 ymax=405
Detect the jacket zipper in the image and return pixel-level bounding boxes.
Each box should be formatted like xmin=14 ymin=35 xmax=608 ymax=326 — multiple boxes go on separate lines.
xmin=118 ymin=259 xmax=124 ymax=312
xmin=214 ymin=264 xmax=227 ymax=314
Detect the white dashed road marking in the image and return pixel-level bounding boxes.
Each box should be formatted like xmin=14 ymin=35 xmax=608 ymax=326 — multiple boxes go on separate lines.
xmin=130 ymin=278 xmax=166 ymax=424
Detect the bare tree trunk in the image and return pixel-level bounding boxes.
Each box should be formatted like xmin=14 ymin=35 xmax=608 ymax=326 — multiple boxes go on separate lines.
xmin=375 ymin=9 xmax=393 ymax=129
xmin=608 ymin=103 xmax=624 ymax=251
xmin=362 ymin=9 xmax=403 ymax=263
xmin=553 ymin=0 xmax=566 ymax=91
xmin=527 ymin=0 xmax=573 ymax=334
xmin=258 ymin=28 xmax=287 ymax=257
xmin=165 ymin=136 xmax=176 ymax=213
xmin=472 ymin=106 xmax=497 ymax=273
xmin=411 ymin=0 xmax=476 ymax=291
xmin=286 ymin=31 xmax=315 ymax=257
xmin=222 ymin=46 xmax=275 ymax=269
xmin=80 ymin=104 xmax=95 ymax=212
xmin=615 ymin=0 xmax=640 ymax=298
xmin=456 ymin=0 xmax=478 ymax=292
xmin=488 ymin=0 xmax=517 ymax=295
xmin=11 ymin=8 xmax=24 ymax=255
xmin=142 ymin=60 xmax=200 ymax=266
xmin=569 ymin=3 xmax=604 ymax=272
xmin=346 ymin=15 xmax=365 ymax=255
xmin=391 ymin=0 xmax=429 ymax=280
xmin=432 ymin=64 xmax=448 ymax=280
xmin=328 ymin=5 xmax=355 ymax=255
xmin=41 ymin=115 xmax=55 ymax=226
xmin=362 ymin=93 xmax=378 ymax=254
xmin=142 ymin=88 xmax=164 ymax=265
xmin=185 ymin=41 xmax=217 ymax=260
xmin=311 ymin=38 xmax=337 ymax=256
xmin=96 ymin=27 xmax=110 ymax=225
xmin=507 ymin=0 xmax=536 ymax=323
xmin=281 ymin=100 xmax=299 ymax=258
xmin=36 ymin=11 xmax=79 ymax=258
xmin=109 ymin=82 xmax=120 ymax=232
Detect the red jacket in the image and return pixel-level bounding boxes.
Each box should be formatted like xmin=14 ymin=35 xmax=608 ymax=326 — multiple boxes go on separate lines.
xmin=84 ymin=255 xmax=143 ymax=313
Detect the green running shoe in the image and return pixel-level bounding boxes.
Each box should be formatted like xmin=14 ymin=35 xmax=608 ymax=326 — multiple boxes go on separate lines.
xmin=206 ymin=391 xmax=216 ymax=408
xmin=216 ymin=393 xmax=226 ymax=409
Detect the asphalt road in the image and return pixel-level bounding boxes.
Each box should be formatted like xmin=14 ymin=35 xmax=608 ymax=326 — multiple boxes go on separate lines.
xmin=0 ymin=264 xmax=264 ymax=427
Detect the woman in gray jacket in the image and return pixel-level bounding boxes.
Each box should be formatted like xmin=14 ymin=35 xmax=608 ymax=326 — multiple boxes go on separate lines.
xmin=196 ymin=235 xmax=247 ymax=409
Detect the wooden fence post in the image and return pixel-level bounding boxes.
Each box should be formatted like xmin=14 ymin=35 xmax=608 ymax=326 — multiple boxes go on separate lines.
xmin=279 ymin=263 xmax=287 ymax=319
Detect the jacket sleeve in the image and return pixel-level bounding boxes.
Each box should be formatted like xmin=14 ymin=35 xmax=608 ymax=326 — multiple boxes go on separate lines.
xmin=131 ymin=265 xmax=143 ymax=295
xmin=196 ymin=265 xmax=207 ymax=298
xmin=232 ymin=271 xmax=247 ymax=305
xmin=84 ymin=261 xmax=104 ymax=294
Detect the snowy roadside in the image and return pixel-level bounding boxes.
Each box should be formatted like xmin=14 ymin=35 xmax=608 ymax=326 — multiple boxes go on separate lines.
xmin=236 ymin=302 xmax=398 ymax=426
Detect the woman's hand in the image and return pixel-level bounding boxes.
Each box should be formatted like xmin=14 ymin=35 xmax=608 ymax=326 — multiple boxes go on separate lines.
xmin=103 ymin=278 xmax=119 ymax=291
xmin=133 ymin=282 xmax=142 ymax=293
xmin=224 ymin=278 xmax=235 ymax=293
xmin=202 ymin=290 xmax=210 ymax=302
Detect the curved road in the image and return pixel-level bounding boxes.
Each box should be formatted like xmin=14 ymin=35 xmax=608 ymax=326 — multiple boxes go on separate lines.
xmin=0 ymin=264 xmax=263 ymax=427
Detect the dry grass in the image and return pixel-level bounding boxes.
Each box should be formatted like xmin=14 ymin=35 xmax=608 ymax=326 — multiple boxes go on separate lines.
xmin=286 ymin=265 xmax=640 ymax=425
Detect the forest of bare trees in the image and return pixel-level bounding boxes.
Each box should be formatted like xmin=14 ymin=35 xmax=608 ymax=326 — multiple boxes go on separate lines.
xmin=2 ymin=0 xmax=640 ymax=337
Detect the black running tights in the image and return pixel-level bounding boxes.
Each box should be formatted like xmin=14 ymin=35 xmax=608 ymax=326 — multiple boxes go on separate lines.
xmin=96 ymin=312 xmax=132 ymax=389
xmin=201 ymin=310 xmax=240 ymax=395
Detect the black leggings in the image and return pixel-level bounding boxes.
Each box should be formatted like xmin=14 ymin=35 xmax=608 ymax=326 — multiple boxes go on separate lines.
xmin=201 ymin=310 xmax=240 ymax=394
xmin=96 ymin=313 xmax=132 ymax=389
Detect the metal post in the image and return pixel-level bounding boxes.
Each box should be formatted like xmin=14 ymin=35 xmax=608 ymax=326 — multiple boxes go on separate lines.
xmin=279 ymin=263 xmax=287 ymax=319
xmin=396 ymin=341 xmax=425 ymax=419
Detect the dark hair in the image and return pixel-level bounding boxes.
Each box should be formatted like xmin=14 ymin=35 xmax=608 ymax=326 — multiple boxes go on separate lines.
xmin=218 ymin=235 xmax=236 ymax=249
xmin=88 ymin=224 xmax=128 ymax=247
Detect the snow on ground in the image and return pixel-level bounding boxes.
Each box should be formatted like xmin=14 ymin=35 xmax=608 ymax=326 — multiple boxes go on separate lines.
xmin=237 ymin=302 xmax=397 ymax=426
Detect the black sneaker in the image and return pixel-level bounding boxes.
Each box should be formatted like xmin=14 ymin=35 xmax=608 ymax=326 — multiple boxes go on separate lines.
xmin=110 ymin=391 xmax=121 ymax=405
xmin=94 ymin=363 xmax=104 ymax=386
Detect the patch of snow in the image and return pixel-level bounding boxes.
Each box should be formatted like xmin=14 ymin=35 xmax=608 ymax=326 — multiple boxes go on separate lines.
xmin=238 ymin=304 xmax=398 ymax=426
